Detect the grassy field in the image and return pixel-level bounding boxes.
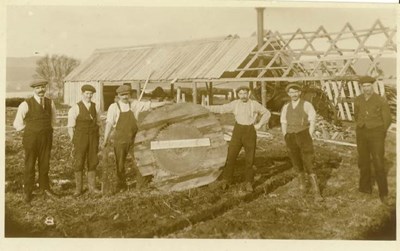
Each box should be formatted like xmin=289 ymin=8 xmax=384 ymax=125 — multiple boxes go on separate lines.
xmin=4 ymin=107 xmax=396 ymax=239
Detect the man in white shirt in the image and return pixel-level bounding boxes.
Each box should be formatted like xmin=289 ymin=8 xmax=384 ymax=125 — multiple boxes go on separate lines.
xmin=13 ymin=80 xmax=58 ymax=203
xmin=67 ymin=84 xmax=101 ymax=197
xmin=102 ymin=84 xmax=169 ymax=192
xmin=206 ymin=86 xmax=271 ymax=192
xmin=280 ymin=83 xmax=322 ymax=202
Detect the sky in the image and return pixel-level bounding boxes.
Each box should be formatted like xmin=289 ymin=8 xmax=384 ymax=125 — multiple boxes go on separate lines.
xmin=5 ymin=2 xmax=397 ymax=61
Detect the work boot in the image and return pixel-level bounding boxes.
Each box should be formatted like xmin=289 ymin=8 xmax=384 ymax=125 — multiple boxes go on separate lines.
xmin=43 ymin=189 xmax=60 ymax=201
xmin=73 ymin=171 xmax=83 ymax=197
xmin=298 ymin=173 xmax=307 ymax=195
xmin=245 ymin=182 xmax=254 ymax=193
xmin=309 ymin=174 xmax=323 ymax=202
xmin=87 ymin=171 xmax=102 ymax=195
xmin=24 ymin=192 xmax=33 ymax=204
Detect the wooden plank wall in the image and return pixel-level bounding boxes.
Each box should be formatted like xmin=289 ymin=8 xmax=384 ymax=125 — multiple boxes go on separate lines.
xmin=64 ymin=81 xmax=102 ymax=108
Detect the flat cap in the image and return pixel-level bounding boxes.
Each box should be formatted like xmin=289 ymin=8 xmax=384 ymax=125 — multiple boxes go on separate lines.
xmin=81 ymin=84 xmax=96 ymax=93
xmin=30 ymin=80 xmax=48 ymax=88
xmin=236 ymin=86 xmax=250 ymax=93
xmin=116 ymin=84 xmax=132 ymax=94
xmin=358 ymin=76 xmax=376 ymax=85
xmin=285 ymin=83 xmax=302 ymax=92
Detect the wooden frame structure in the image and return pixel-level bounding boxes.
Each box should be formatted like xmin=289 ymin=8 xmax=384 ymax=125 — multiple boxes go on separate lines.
xmin=64 ymin=20 xmax=396 ymax=121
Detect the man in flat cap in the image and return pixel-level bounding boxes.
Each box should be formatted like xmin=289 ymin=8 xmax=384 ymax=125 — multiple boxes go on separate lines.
xmin=205 ymin=86 xmax=271 ymax=192
xmin=102 ymin=84 xmax=170 ymax=192
xmin=281 ymin=83 xmax=322 ymax=202
xmin=354 ymin=76 xmax=392 ymax=205
xmin=67 ymin=84 xmax=101 ymax=196
xmin=13 ymin=80 xmax=58 ymax=203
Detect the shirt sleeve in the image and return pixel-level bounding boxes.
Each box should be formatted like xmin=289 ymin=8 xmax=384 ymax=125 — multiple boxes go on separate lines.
xmin=51 ymin=100 xmax=57 ymax=128
xmin=280 ymin=104 xmax=288 ymax=124
xmin=67 ymin=104 xmax=79 ymax=128
xmin=106 ymin=103 xmax=118 ymax=126
xmin=133 ymin=100 xmax=152 ymax=113
xmin=207 ymin=101 xmax=236 ymax=114
xmin=304 ymin=101 xmax=316 ymax=122
xmin=380 ymin=97 xmax=392 ymax=131
xmin=253 ymin=100 xmax=271 ymax=121
xmin=13 ymin=101 xmax=28 ymax=131
xmin=253 ymin=101 xmax=269 ymax=115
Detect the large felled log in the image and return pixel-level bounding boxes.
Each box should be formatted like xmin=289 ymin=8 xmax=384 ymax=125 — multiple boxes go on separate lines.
xmin=133 ymin=103 xmax=228 ymax=192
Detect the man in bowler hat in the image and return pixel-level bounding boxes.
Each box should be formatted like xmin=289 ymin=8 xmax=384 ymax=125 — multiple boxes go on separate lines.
xmin=13 ymin=80 xmax=58 ymax=203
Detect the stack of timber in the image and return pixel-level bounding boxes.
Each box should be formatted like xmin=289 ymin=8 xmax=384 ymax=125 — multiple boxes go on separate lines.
xmin=133 ymin=103 xmax=228 ymax=192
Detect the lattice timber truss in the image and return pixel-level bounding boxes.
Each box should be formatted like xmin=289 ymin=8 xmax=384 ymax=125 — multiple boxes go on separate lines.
xmin=227 ymin=19 xmax=396 ymax=121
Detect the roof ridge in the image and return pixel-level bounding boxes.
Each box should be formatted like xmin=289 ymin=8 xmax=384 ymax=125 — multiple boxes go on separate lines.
xmin=94 ymin=36 xmax=250 ymax=54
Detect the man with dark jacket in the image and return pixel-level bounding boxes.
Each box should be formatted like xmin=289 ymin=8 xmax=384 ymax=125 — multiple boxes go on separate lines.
xmin=67 ymin=84 xmax=101 ymax=196
xmin=281 ymin=83 xmax=323 ymax=202
xmin=13 ymin=80 xmax=58 ymax=203
xmin=354 ymin=76 xmax=392 ymax=205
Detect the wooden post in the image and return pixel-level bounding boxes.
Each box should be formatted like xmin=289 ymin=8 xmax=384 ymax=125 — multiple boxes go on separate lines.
xmin=261 ymin=82 xmax=267 ymax=107
xmin=177 ymin=87 xmax=181 ymax=103
xmin=249 ymin=81 xmax=254 ymax=92
xmin=170 ymin=83 xmax=175 ymax=100
xmin=208 ymin=82 xmax=213 ymax=105
xmin=99 ymin=81 xmax=104 ymax=112
xmin=136 ymin=82 xmax=141 ymax=99
xmin=192 ymin=82 xmax=198 ymax=104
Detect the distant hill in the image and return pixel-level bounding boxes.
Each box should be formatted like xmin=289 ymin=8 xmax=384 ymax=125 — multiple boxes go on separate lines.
xmin=6 ymin=57 xmax=40 ymax=92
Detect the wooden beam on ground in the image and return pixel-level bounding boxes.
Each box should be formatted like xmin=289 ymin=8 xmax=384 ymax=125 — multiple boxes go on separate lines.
xmin=315 ymin=138 xmax=357 ymax=147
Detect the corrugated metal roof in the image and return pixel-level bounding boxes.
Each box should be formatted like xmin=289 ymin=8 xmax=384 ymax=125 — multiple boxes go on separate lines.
xmin=65 ymin=37 xmax=257 ymax=82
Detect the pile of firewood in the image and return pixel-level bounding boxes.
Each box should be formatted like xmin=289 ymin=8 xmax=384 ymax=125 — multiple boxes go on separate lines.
xmin=314 ymin=115 xmax=355 ymax=141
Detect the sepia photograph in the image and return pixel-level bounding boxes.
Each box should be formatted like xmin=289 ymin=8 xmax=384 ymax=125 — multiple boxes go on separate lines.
xmin=1 ymin=0 xmax=398 ymax=250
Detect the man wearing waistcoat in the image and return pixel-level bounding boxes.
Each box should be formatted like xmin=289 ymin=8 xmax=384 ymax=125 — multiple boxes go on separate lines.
xmin=13 ymin=80 xmax=58 ymax=203
xmin=206 ymin=86 xmax=271 ymax=192
xmin=102 ymin=84 xmax=169 ymax=192
xmin=354 ymin=76 xmax=391 ymax=205
xmin=67 ymin=84 xmax=101 ymax=197
xmin=281 ymin=83 xmax=323 ymax=202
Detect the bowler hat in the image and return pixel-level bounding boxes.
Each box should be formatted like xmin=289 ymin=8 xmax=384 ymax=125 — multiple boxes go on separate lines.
xmin=285 ymin=83 xmax=302 ymax=92
xmin=116 ymin=84 xmax=132 ymax=94
xmin=30 ymin=80 xmax=48 ymax=88
xmin=81 ymin=84 xmax=96 ymax=93
xmin=358 ymin=76 xmax=376 ymax=85
xmin=236 ymin=86 xmax=250 ymax=93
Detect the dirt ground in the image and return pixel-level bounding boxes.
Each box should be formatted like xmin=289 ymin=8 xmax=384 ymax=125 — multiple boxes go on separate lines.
xmin=4 ymin=108 xmax=396 ymax=239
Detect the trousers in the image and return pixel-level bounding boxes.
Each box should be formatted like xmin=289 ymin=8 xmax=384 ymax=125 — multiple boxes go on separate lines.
xmin=356 ymin=126 xmax=388 ymax=197
xmin=224 ymin=123 xmax=256 ymax=183
xmin=22 ymin=129 xmax=53 ymax=195
xmin=284 ymin=128 xmax=314 ymax=174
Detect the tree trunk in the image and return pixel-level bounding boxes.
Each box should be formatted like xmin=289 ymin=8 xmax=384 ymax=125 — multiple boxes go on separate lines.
xmin=134 ymin=103 xmax=228 ymax=192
